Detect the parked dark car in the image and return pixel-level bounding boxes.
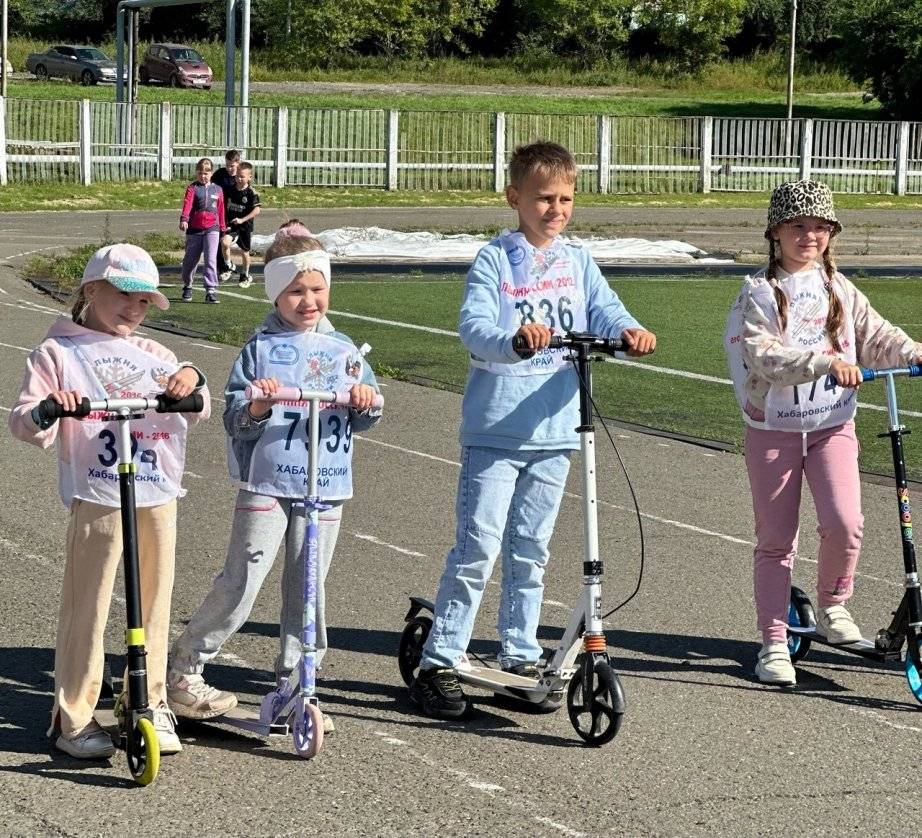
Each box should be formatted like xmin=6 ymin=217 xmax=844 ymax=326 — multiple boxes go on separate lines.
xmin=26 ymin=45 xmax=122 ymax=85
xmin=139 ymin=43 xmax=213 ymax=89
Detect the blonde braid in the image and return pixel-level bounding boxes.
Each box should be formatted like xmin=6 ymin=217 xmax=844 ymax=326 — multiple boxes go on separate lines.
xmin=822 ymin=242 xmax=844 ymax=353
xmin=767 ymin=238 xmax=788 ymax=332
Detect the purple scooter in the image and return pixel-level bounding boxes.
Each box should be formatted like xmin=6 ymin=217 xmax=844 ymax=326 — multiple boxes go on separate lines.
xmin=212 ymin=384 xmax=383 ymax=759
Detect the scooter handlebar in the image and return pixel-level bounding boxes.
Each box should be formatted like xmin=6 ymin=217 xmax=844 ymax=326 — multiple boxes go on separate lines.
xmin=861 ymin=363 xmax=922 ymax=382
xmin=512 ymin=332 xmax=625 ymax=358
xmin=31 ymin=392 xmax=204 ymax=429
xmin=245 ymin=384 xmax=384 ymax=409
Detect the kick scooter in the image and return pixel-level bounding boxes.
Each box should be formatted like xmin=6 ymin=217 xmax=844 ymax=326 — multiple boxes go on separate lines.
xmin=399 ymin=331 xmax=637 ymax=746
xmin=785 ymin=363 xmax=922 ymax=702
xmin=206 ymin=384 xmax=383 ymax=759
xmin=33 ymin=391 xmax=204 ymax=786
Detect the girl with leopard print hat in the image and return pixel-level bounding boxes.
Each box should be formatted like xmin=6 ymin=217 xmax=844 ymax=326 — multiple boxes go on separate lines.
xmin=724 ymin=179 xmax=922 ymax=687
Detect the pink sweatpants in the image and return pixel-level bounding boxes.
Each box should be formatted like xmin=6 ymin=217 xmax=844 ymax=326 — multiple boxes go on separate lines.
xmin=744 ymin=421 xmax=864 ymax=645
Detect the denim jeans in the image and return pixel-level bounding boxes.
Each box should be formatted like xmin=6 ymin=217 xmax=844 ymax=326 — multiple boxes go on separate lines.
xmin=421 ymin=445 xmax=571 ymax=670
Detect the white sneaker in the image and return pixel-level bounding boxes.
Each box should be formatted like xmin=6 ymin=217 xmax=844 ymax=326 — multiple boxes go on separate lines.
xmin=238 ymin=274 xmax=253 ymax=289
xmin=755 ymin=643 xmax=796 ymax=686
xmin=219 ymin=269 xmax=234 ymax=282
xmin=54 ymin=719 xmax=116 ymax=759
xmin=152 ymin=702 xmax=183 ymax=754
xmin=167 ymin=671 xmax=238 ymax=719
xmin=816 ymin=604 xmax=863 ymax=644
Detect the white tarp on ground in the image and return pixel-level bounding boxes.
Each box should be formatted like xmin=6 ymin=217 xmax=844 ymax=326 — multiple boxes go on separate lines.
xmin=249 ymin=226 xmax=731 ymax=264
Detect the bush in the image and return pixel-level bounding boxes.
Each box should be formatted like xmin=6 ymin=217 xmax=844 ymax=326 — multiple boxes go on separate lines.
xmin=838 ymin=0 xmax=922 ymax=119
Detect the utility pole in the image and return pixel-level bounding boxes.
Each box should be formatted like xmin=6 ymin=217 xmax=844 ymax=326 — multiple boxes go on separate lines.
xmin=786 ymin=0 xmax=797 ymax=122
xmin=1 ymin=0 xmax=8 ymax=98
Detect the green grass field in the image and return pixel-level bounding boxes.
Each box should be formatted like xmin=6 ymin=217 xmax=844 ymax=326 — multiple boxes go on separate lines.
xmin=1 ymin=77 xmax=881 ymax=121
xmin=132 ymin=271 xmax=922 ymax=482
xmin=6 ymin=182 xmax=922 ymax=214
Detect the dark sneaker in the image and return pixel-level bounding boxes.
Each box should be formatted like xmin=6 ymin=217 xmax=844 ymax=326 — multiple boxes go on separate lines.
xmin=409 ymin=667 xmax=471 ymax=719
xmin=181 ymin=287 xmax=192 ymax=302
xmin=205 ymin=292 xmax=219 ymax=304
xmin=503 ymin=662 xmax=541 ymax=679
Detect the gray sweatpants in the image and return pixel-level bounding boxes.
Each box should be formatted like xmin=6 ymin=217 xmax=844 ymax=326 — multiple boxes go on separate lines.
xmin=170 ymin=489 xmax=343 ymax=680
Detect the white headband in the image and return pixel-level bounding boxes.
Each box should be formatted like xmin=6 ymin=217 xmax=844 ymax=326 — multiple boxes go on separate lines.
xmin=264 ymin=251 xmax=331 ymax=304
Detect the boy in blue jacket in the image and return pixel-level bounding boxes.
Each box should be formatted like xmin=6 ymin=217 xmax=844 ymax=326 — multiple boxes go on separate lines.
xmin=410 ymin=141 xmax=656 ymax=719
xmin=168 ymin=229 xmax=381 ymax=734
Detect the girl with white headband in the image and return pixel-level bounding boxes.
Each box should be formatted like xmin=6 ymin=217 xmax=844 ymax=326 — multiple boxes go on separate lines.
xmin=167 ymin=228 xmax=382 ymax=735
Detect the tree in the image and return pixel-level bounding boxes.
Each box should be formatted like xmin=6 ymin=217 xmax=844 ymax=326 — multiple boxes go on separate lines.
xmin=838 ymin=0 xmax=922 ymax=119
xmin=629 ymin=0 xmax=748 ymax=72
xmin=510 ymin=0 xmax=633 ymax=66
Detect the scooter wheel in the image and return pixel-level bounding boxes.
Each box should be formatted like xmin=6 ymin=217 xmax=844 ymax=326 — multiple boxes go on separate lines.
xmin=292 ymin=700 xmax=324 ymax=759
xmin=398 ymin=616 xmax=432 ymax=686
xmin=904 ymin=633 xmax=922 ymax=704
xmin=566 ymin=658 xmax=625 ymax=747
xmin=259 ymin=690 xmax=284 ymax=725
xmin=787 ymin=586 xmax=816 ymax=663
xmin=127 ymin=718 xmax=160 ymax=786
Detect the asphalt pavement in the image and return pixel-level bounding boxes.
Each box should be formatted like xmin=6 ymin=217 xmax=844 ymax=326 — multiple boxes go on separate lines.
xmin=2 ymin=226 xmax=922 ymax=836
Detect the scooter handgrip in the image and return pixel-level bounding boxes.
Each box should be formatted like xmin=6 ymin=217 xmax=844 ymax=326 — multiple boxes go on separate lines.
xmin=155 ymin=393 xmax=204 ymax=414
xmin=910 ymin=364 xmax=922 ymax=378
xmin=512 ymin=334 xmax=563 ymax=357
xmin=861 ymin=368 xmax=876 ymax=382
xmin=31 ymin=396 xmax=92 ymax=429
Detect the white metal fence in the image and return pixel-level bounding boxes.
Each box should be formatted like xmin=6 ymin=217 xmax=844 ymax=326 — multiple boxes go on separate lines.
xmin=0 ymin=97 xmax=920 ymax=195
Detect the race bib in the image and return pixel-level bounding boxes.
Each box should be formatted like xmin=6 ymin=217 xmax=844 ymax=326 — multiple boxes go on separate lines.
xmin=725 ymin=270 xmax=857 ymax=432
xmin=58 ymin=334 xmax=188 ymax=507
xmin=242 ymin=331 xmax=366 ymax=500
xmin=469 ymin=230 xmax=587 ymax=376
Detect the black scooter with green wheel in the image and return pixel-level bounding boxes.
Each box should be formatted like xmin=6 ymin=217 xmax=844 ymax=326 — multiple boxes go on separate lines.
xmin=32 ymin=392 xmax=204 ymax=785
xmin=786 ymin=363 xmax=922 ymax=702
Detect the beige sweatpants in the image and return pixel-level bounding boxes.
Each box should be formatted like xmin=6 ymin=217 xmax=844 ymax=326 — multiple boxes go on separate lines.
xmin=49 ymin=498 xmax=177 ymax=739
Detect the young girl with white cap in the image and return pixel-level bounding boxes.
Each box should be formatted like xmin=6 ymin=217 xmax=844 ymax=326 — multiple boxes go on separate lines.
xmin=9 ymin=243 xmax=211 ymax=758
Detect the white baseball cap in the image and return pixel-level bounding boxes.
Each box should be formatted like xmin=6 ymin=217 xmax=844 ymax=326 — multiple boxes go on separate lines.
xmin=81 ymin=243 xmax=170 ymax=310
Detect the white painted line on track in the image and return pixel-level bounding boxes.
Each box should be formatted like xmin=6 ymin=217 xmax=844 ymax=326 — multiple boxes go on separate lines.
xmin=351 ymin=532 xmax=427 ymax=557
xmin=0 ymin=340 xmax=31 ymax=352
xmin=190 ymin=342 xmax=221 ymax=350
xmin=370 ymin=730 xmax=589 ymax=835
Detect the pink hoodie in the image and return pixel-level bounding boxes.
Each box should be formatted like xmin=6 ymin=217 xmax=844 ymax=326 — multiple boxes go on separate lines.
xmin=9 ymin=315 xmax=211 ymax=506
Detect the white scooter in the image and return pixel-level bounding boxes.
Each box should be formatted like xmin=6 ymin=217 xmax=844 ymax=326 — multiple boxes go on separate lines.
xmin=399 ymin=331 xmax=640 ymax=746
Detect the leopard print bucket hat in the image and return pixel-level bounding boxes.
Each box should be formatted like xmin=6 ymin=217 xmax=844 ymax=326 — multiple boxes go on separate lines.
xmin=765 ymin=179 xmax=841 ymax=238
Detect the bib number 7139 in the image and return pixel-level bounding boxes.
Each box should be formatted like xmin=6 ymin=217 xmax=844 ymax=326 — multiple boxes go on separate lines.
xmin=283 ymin=411 xmax=352 ymax=453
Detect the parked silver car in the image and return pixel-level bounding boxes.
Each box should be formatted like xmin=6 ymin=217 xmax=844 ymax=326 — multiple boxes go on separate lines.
xmin=26 ymin=45 xmax=122 ymax=85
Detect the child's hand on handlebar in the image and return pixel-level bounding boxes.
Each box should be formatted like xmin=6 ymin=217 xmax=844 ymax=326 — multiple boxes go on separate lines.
xmin=248 ymin=377 xmax=281 ymax=418
xmin=349 ymin=383 xmax=377 ymax=412
xmin=621 ymin=328 xmax=657 ymax=356
xmin=47 ymin=389 xmax=84 ymax=413
xmin=514 ymin=323 xmax=553 ymax=354
xmin=164 ymin=367 xmax=199 ymax=400
xmin=830 ymin=359 xmax=863 ymax=388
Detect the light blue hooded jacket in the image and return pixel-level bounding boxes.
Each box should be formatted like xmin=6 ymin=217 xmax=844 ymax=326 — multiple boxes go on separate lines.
xmin=459 ymin=236 xmax=642 ymax=451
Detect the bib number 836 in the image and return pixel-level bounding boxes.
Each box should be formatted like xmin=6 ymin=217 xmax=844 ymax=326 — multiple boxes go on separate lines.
xmin=515 ymin=297 xmax=573 ymax=331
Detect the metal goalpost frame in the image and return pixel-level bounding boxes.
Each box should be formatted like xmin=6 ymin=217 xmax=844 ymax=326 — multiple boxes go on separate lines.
xmin=115 ymin=0 xmax=251 ymax=149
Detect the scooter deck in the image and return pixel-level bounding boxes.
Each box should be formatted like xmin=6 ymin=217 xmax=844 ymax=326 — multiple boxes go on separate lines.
xmin=788 ymin=626 xmax=902 ymax=661
xmin=213 ymin=705 xmax=290 ymax=736
xmin=460 ymin=665 xmax=538 ymax=690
